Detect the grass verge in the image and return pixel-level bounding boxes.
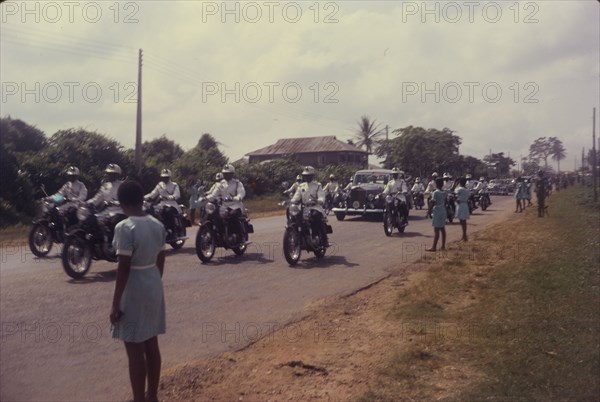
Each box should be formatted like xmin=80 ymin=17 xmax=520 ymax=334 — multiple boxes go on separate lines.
xmin=362 ymin=187 xmax=600 ymax=401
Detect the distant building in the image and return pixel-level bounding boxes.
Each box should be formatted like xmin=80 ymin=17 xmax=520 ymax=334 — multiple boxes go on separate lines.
xmin=245 ymin=136 xmax=368 ymax=168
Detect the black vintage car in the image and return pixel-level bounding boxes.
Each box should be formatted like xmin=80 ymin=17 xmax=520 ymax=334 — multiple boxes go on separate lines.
xmin=331 ymin=169 xmax=393 ymax=221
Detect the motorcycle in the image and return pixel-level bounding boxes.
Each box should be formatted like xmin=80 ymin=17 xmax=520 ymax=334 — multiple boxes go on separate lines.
xmin=383 ymin=192 xmax=408 ymax=236
xmin=468 ymin=193 xmax=479 ymax=214
xmin=28 ymin=193 xmax=79 ymax=257
xmin=195 ymin=198 xmax=254 ymax=263
xmin=446 ymin=192 xmax=456 ymax=223
xmin=144 ymin=197 xmax=190 ymax=249
xmin=478 ymin=191 xmax=490 ymax=211
xmin=61 ymin=202 xmax=126 ymax=279
xmin=282 ymin=201 xmax=333 ymax=266
xmin=412 ymin=191 xmax=425 ymax=210
xmin=331 ymin=190 xmax=349 ymax=221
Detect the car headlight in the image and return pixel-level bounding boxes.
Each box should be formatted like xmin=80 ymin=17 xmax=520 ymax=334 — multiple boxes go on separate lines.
xmin=289 ymin=204 xmax=301 ymax=216
xmin=352 ymin=201 xmax=360 ymax=209
xmin=385 ymin=195 xmax=393 ymax=203
xmin=206 ymin=202 xmax=216 ymax=215
xmin=77 ymin=206 xmax=90 ymax=221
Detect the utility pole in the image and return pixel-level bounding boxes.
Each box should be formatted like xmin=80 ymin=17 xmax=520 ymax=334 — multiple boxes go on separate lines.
xmin=593 ymin=107 xmax=597 ymax=201
xmin=135 ymin=49 xmax=143 ymax=175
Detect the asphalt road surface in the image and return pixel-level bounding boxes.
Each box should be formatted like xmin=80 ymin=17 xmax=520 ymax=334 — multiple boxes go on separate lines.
xmin=0 ymin=197 xmax=515 ymax=401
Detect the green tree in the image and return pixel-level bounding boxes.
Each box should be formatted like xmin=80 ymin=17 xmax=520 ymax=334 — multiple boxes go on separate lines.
xmin=353 ymin=115 xmax=384 ymax=155
xmin=0 ymin=116 xmax=47 ymax=154
xmin=550 ymin=137 xmax=566 ymax=173
xmin=529 ymin=137 xmax=554 ymax=169
xmin=483 ymin=152 xmax=516 ymax=178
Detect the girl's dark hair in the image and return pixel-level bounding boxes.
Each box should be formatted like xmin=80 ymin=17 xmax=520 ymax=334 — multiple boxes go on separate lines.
xmin=459 ymin=177 xmax=467 ymax=187
xmin=117 ymin=180 xmax=144 ymax=207
xmin=435 ymin=178 xmax=444 ymax=188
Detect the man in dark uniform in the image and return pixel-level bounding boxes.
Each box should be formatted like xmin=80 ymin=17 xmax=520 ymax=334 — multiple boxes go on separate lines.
xmin=536 ymin=170 xmax=548 ymax=217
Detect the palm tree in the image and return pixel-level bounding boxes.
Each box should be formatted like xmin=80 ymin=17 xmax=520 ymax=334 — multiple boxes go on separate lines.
xmin=353 ymin=115 xmax=384 ymax=155
xmin=550 ymin=137 xmax=566 ymax=173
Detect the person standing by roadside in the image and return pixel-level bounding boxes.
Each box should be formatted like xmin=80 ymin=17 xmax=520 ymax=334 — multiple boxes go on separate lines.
xmin=455 ymin=177 xmax=470 ymax=242
xmin=187 ymin=176 xmax=203 ymax=225
xmin=536 ymin=170 xmax=548 ymax=217
xmin=426 ymin=178 xmax=447 ymax=252
xmin=110 ymin=180 xmax=167 ymax=402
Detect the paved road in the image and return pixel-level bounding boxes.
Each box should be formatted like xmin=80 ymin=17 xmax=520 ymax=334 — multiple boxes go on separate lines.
xmin=0 ymin=197 xmax=515 ymax=401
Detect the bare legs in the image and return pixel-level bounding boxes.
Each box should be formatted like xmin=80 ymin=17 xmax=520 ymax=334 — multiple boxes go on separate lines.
xmin=427 ymin=227 xmax=446 ymax=251
xmin=124 ymin=337 xmax=161 ymax=402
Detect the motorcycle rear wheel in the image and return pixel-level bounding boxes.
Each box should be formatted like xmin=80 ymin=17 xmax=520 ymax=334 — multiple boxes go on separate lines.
xmin=196 ymin=225 xmax=216 ymax=263
xmin=335 ymin=212 xmax=346 ymax=221
xmin=62 ymin=236 xmax=92 ymax=279
xmin=283 ymin=228 xmax=301 ymax=266
xmin=28 ymin=223 xmax=53 ymax=257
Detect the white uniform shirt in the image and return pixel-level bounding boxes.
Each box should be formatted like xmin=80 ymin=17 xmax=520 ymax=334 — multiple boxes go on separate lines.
xmin=411 ymin=182 xmax=425 ymax=193
xmin=323 ymin=181 xmax=340 ymax=195
xmin=424 ymin=179 xmax=437 ymax=197
xmin=465 ymin=180 xmax=476 ymax=191
xmin=145 ymin=180 xmax=182 ymax=213
xmin=474 ymin=180 xmax=488 ymax=192
xmin=284 ymin=181 xmax=300 ymax=195
xmin=55 ymin=180 xmax=88 ymax=202
xmin=87 ymin=180 xmax=123 ymax=217
xmin=383 ymin=178 xmax=408 ymax=195
xmin=291 ymin=181 xmax=325 ymax=212
xmin=207 ymin=178 xmax=246 ymax=210
xmin=442 ymin=179 xmax=454 ymax=191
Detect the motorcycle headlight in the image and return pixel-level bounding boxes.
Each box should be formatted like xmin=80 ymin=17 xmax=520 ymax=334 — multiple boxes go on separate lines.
xmin=385 ymin=195 xmax=393 ymax=204
xmin=206 ymin=202 xmax=216 ymax=215
xmin=289 ymin=204 xmax=301 ymax=217
xmin=77 ymin=206 xmax=90 ymax=221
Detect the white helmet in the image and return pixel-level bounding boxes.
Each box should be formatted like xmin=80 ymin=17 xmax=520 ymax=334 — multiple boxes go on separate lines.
xmin=391 ymin=167 xmax=400 ymax=175
xmin=415 ymin=178 xmax=421 ymax=183
xmin=466 ymin=174 xmax=472 ymax=179
xmin=329 ymin=174 xmax=336 ymax=180
xmin=105 ymin=164 xmax=122 ymax=174
xmin=480 ymin=176 xmax=485 ymax=181
xmin=443 ymin=172 xmax=451 ymax=179
xmin=66 ymin=166 xmax=80 ymax=176
xmin=302 ymin=166 xmax=315 ymax=175
xmin=296 ymin=175 xmax=302 ymax=181
xmin=160 ymin=169 xmax=172 ymax=178
xmin=431 ymin=172 xmax=438 ymax=178
xmin=221 ymin=164 xmax=235 ymax=174
xmin=216 ymin=172 xmax=224 ymax=181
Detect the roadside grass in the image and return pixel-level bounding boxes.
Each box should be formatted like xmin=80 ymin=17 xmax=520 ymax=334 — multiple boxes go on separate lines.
xmin=0 ymin=223 xmax=29 ymax=243
xmin=244 ymin=193 xmax=286 ymax=219
xmin=360 ymin=187 xmax=600 ymax=401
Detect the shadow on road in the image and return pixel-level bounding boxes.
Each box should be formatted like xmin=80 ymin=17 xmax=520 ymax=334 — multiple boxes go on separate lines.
xmin=67 ymin=269 xmax=116 ymax=284
xmin=290 ymin=255 xmax=360 ymax=270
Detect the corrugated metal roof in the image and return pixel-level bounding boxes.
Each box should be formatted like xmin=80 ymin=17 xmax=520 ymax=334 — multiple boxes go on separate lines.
xmin=246 ymin=136 xmax=368 ymax=156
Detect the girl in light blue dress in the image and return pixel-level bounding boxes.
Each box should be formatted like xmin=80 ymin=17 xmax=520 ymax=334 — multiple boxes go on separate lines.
xmin=515 ymin=177 xmax=526 ymax=213
xmin=427 ymin=178 xmax=447 ymax=251
xmin=455 ymin=177 xmax=470 ymax=242
xmin=110 ymin=180 xmax=167 ymax=402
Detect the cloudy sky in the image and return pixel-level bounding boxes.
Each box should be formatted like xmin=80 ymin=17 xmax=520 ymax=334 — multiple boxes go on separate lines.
xmin=1 ymin=0 xmax=599 ymax=170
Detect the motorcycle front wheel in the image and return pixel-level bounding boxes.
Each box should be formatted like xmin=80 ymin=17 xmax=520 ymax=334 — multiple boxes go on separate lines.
xmin=283 ymin=227 xmax=301 ymax=266
xmin=62 ymin=236 xmax=92 ymax=279
xmin=196 ymin=225 xmax=216 ymax=263
xmin=233 ymin=243 xmax=247 ymax=256
xmin=28 ymin=223 xmax=53 ymax=257
xmin=481 ymin=198 xmax=489 ymax=211
xmin=383 ymin=211 xmax=394 ymax=237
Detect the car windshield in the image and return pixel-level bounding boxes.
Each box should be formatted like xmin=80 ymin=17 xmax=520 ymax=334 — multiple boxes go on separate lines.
xmin=354 ymin=174 xmax=389 ymax=185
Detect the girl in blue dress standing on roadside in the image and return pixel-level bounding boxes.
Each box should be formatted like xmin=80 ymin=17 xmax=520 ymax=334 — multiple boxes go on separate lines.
xmin=427 ymin=178 xmax=447 ymax=252
xmin=110 ymin=180 xmax=167 ymax=402
xmin=455 ymin=177 xmax=470 ymax=242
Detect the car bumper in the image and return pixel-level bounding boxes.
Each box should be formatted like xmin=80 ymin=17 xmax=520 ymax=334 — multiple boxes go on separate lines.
xmin=331 ymin=207 xmax=384 ymax=214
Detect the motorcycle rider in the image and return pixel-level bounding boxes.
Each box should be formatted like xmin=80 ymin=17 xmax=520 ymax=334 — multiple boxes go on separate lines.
xmin=206 ymin=164 xmax=246 ymax=214
xmin=343 ymin=176 xmax=354 ymax=192
xmin=86 ymin=163 xmax=124 ymax=238
xmin=291 ymin=166 xmax=329 ymax=246
xmin=411 ymin=177 xmax=425 ymax=193
xmin=474 ymin=176 xmax=491 ymax=204
xmin=465 ymin=174 xmax=476 ymax=191
xmin=283 ymin=175 xmax=302 ymax=196
xmin=48 ymin=166 xmax=88 ymax=213
xmin=323 ymin=174 xmax=340 ymax=211
xmin=145 ymin=169 xmax=182 ymax=214
xmin=424 ymin=172 xmax=439 ymax=218
xmin=442 ymin=172 xmax=454 ymax=191
xmin=383 ymin=168 xmax=409 ymax=223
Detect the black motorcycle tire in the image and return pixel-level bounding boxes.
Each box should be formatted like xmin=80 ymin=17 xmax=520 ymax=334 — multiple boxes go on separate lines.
xmin=196 ymin=225 xmax=216 ymax=263
xmin=335 ymin=212 xmax=346 ymax=221
xmin=383 ymin=211 xmax=394 ymax=237
xmin=314 ymin=246 xmax=326 ymax=259
xmin=481 ymin=198 xmax=489 ymax=211
xmin=283 ymin=227 xmax=301 ymax=266
xmin=170 ymin=240 xmax=185 ymax=250
xmin=61 ymin=235 xmax=92 ymax=279
xmin=28 ymin=222 xmax=53 ymax=257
